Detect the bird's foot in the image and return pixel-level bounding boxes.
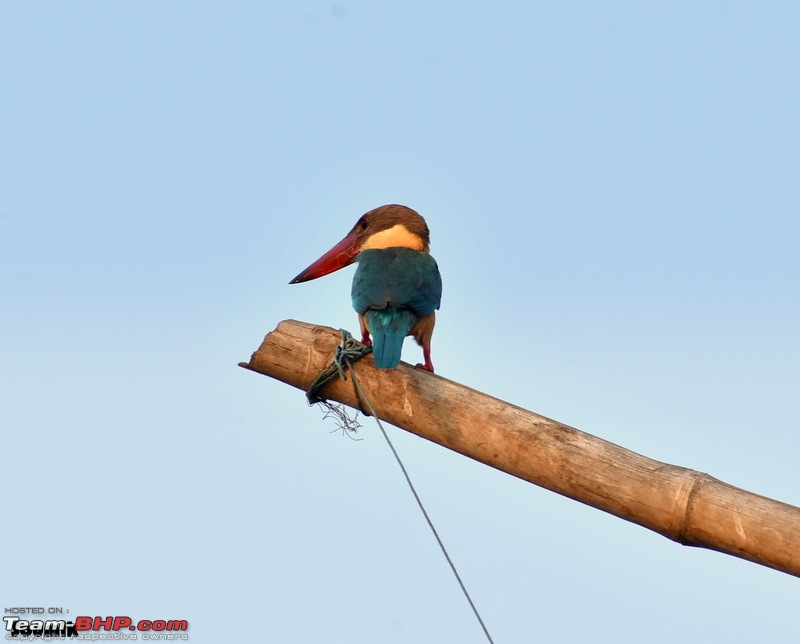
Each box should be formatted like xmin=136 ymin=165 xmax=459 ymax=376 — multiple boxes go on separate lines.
xmin=416 ymin=347 xmax=434 ymax=372
xmin=360 ymin=334 xmax=372 ymax=346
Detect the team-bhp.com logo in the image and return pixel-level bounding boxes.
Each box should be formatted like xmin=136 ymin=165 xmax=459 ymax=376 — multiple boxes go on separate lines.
xmin=4 ymin=615 xmax=189 ymax=640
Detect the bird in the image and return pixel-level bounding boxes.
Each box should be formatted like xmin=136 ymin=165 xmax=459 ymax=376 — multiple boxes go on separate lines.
xmin=290 ymin=204 xmax=443 ymax=372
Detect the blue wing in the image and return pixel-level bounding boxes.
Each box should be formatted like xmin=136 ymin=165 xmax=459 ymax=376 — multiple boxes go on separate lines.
xmin=351 ymin=248 xmax=442 ymax=316
xmin=351 ymin=248 xmax=442 ymax=368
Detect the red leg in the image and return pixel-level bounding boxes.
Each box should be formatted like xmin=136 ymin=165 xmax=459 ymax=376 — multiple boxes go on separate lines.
xmin=358 ymin=314 xmax=372 ymax=345
xmin=415 ymin=345 xmax=434 ymax=373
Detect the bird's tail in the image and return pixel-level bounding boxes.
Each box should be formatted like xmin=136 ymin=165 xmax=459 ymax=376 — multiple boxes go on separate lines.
xmin=364 ymin=308 xmax=417 ymax=369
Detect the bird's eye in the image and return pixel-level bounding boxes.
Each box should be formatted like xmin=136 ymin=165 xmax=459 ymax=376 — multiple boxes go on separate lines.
xmin=358 ymin=217 xmax=368 ymax=231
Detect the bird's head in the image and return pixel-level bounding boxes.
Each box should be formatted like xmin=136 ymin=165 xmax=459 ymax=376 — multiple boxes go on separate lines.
xmin=290 ymin=204 xmax=431 ymax=284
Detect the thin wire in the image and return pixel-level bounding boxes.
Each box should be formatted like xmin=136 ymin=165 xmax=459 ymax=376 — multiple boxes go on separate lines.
xmin=347 ymin=362 xmax=495 ymax=644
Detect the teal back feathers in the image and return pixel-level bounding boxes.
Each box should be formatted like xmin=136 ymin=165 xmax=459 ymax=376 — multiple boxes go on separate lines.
xmin=351 ymin=248 xmax=442 ymax=369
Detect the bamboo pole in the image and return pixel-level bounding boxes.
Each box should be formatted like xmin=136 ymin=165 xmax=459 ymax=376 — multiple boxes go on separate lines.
xmin=240 ymin=319 xmax=800 ymax=578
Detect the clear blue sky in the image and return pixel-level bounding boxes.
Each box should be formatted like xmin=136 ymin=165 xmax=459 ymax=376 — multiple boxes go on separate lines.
xmin=2 ymin=2 xmax=799 ymax=642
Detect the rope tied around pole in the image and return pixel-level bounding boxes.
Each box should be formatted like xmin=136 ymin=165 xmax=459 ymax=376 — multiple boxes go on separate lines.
xmin=306 ymin=328 xmax=373 ymax=415
xmin=305 ymin=328 xmax=495 ymax=643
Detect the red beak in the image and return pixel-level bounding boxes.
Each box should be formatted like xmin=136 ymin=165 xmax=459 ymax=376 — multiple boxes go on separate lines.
xmin=289 ymin=232 xmax=364 ymax=284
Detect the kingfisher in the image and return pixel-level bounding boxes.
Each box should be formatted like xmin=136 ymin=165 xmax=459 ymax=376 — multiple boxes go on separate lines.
xmin=290 ymin=204 xmax=443 ymax=373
